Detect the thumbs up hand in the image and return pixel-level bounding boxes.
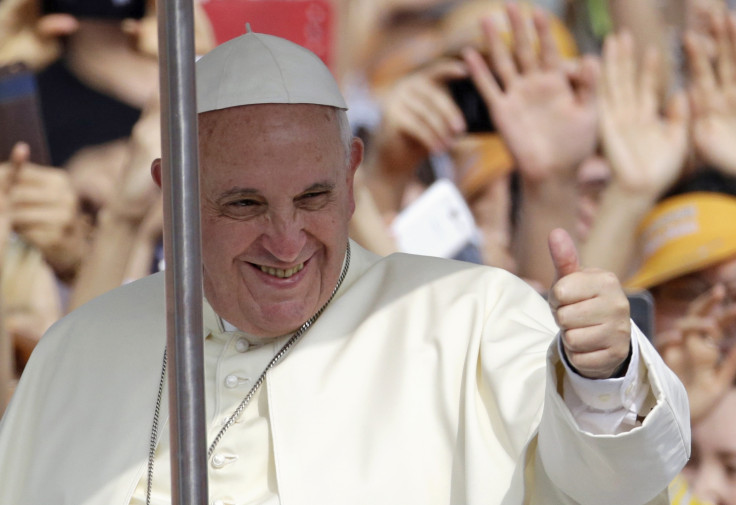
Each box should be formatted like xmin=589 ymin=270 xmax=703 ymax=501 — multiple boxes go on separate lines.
xmin=547 ymin=229 xmax=632 ymax=379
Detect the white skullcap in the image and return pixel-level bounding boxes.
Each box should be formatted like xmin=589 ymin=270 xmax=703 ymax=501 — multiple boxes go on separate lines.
xmin=196 ymin=24 xmax=347 ymax=113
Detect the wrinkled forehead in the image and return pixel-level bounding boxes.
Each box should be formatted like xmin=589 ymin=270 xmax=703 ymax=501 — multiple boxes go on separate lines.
xmin=196 ymin=103 xmax=346 ymax=179
xmin=198 ymin=103 xmax=339 ymax=141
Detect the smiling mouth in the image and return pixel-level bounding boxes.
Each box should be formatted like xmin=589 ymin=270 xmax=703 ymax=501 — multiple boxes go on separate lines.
xmin=257 ymin=263 xmax=305 ymax=279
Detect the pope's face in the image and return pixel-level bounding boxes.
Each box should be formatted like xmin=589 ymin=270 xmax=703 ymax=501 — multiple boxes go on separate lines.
xmin=198 ymin=104 xmax=360 ymax=339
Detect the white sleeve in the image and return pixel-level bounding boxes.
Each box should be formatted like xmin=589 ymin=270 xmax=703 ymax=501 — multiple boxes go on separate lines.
xmin=536 ymin=322 xmax=690 ymax=505
xmin=558 ymin=322 xmax=651 ymax=435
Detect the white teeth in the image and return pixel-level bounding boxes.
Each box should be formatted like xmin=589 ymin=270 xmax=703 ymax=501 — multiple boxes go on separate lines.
xmin=259 ymin=263 xmax=304 ymax=278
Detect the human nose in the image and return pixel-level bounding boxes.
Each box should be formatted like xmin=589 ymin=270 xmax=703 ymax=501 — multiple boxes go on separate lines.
xmin=260 ymin=210 xmax=306 ymax=263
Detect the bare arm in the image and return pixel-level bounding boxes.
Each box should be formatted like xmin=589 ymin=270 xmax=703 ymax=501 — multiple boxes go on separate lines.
xmin=463 ymin=4 xmax=598 ymax=289
xmin=68 ymin=97 xmax=162 ymax=310
xmin=582 ymin=33 xmax=688 ymax=278
xmin=687 ymin=10 xmax=736 ymax=175
xmin=361 ymin=58 xmax=468 ymax=218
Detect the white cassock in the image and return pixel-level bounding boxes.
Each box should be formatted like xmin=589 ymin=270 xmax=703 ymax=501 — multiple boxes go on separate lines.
xmin=0 ymin=241 xmax=689 ymax=505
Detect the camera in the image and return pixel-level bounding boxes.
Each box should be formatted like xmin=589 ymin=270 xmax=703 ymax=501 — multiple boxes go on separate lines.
xmin=446 ymin=77 xmax=495 ymax=134
xmin=41 ymin=0 xmax=146 ymax=20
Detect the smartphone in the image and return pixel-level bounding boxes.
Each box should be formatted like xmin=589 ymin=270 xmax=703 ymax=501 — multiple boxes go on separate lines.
xmin=41 ymin=0 xmax=146 ymax=20
xmin=628 ymin=290 xmax=655 ymax=341
xmin=0 ymin=63 xmax=50 ymax=165
xmin=390 ymin=178 xmax=481 ymax=260
xmin=446 ymin=77 xmax=495 ymax=133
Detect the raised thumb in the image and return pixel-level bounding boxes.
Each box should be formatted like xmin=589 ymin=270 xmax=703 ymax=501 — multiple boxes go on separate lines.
xmin=548 ymin=228 xmax=580 ymax=281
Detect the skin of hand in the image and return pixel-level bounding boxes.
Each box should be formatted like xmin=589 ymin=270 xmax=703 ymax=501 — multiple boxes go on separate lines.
xmin=121 ymin=0 xmax=215 ymax=58
xmin=599 ymin=31 xmax=689 ymax=199
xmin=0 ymin=149 xmax=14 ymax=260
xmin=5 ymin=143 xmax=89 ymax=280
xmin=657 ymin=285 xmax=736 ymax=424
xmin=0 ymin=0 xmax=78 ymax=69
xmin=364 ymin=58 xmax=468 ymax=215
xmin=580 ymin=31 xmax=689 ymax=279
xmin=372 ymin=59 xmax=468 ymax=169
xmin=686 ymin=10 xmax=736 ymax=175
xmin=105 ymin=94 xmax=162 ymax=224
xmin=547 ymin=228 xmax=632 ymax=379
xmin=461 ymin=3 xmax=599 ymax=186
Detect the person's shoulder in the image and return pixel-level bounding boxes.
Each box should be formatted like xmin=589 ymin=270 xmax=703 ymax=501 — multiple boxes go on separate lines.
xmin=71 ymin=272 xmax=166 ymax=319
xmin=362 ymin=249 xmax=535 ymax=298
xmin=381 ymin=250 xmax=519 ymax=282
xmin=38 ymin=272 xmax=167 ymax=351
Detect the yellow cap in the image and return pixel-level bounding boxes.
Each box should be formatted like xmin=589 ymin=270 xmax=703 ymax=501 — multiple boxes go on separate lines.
xmin=453 ymin=133 xmax=514 ymax=201
xmin=626 ymin=192 xmax=736 ymax=289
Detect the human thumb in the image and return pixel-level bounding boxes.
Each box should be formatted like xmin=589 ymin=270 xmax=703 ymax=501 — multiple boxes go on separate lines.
xmin=37 ymin=14 xmax=80 ymax=39
xmin=548 ymin=228 xmax=580 ymax=281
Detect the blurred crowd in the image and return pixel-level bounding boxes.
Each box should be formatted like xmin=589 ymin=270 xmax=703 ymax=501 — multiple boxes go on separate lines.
xmin=2 ymin=0 xmax=736 ymax=503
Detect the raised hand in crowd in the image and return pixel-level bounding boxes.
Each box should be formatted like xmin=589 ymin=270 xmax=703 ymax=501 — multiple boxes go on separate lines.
xmin=0 ymin=143 xmax=64 ymax=408
xmin=686 ymin=9 xmax=736 ymax=175
xmin=462 ymin=3 xmax=598 ymax=289
xmin=69 ymin=94 xmax=162 ymax=310
xmin=656 ymin=284 xmax=736 ymax=424
xmin=0 ymin=143 xmax=16 ymax=259
xmin=0 ymin=0 xmax=78 ymax=69
xmin=363 ymin=58 xmax=468 ymax=217
xmin=463 ymin=4 xmax=598 ymax=184
xmin=582 ymin=31 xmax=688 ymax=279
xmin=120 ymin=0 xmax=214 ymax=59
xmin=2 ymin=142 xmax=89 ymax=283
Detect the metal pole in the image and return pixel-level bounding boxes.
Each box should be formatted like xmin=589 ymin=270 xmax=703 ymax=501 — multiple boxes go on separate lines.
xmin=157 ymin=1 xmax=207 ymax=504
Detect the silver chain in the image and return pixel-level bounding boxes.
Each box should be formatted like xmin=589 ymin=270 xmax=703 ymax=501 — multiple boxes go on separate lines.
xmin=145 ymin=242 xmax=351 ymax=505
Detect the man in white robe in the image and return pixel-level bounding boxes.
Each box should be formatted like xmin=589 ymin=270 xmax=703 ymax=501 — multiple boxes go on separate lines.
xmin=0 ymin=25 xmax=689 ymax=505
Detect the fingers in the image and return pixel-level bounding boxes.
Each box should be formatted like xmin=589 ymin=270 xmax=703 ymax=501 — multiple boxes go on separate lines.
xmin=546 ymin=227 xmax=630 ymax=378
xmin=573 ymin=55 xmax=600 ymax=106
xmin=562 ymin=326 xmax=630 ymax=377
xmin=384 ymin=59 xmax=469 ymax=153
xmin=507 ymin=2 xmax=537 ymax=73
xmin=36 ymin=13 xmax=79 ymax=38
xmin=477 ymin=4 xmax=563 ymax=88
xmin=601 ymin=31 xmax=637 ymax=116
xmin=480 ymin=15 xmax=517 ymax=88
xmin=462 ymin=47 xmax=504 ymax=107
xmin=712 ymin=8 xmax=736 ymax=89
xmin=688 ymin=283 xmax=727 ymax=317
xmin=665 ymin=89 xmax=689 ymax=128
xmin=534 ymin=7 xmax=561 ymax=70
xmin=548 ymin=228 xmax=579 ymax=281
xmin=716 ymin=341 xmax=736 ymax=385
xmin=685 ymin=30 xmax=718 ymax=115
xmin=639 ymin=46 xmax=661 ymax=119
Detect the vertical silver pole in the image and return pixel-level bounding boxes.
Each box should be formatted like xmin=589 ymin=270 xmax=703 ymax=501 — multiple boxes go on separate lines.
xmin=157 ymin=1 xmax=208 ymax=504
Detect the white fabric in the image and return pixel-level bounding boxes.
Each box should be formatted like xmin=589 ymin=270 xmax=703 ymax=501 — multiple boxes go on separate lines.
xmin=197 ymin=29 xmax=347 ymax=114
xmin=561 ymin=331 xmax=651 ymax=434
xmin=130 ymin=325 xmax=284 ymax=505
xmin=133 ymin=305 xmax=646 ymax=505
xmin=0 ymin=242 xmax=690 ymax=505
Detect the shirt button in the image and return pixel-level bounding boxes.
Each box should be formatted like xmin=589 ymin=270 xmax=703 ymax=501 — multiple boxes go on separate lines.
xmin=211 ymin=454 xmax=226 ymax=469
xmin=211 ymin=453 xmax=238 ymax=469
xmin=235 ymin=338 xmax=250 ymax=353
xmin=224 ymin=375 xmax=239 ymax=389
xmin=597 ymin=394 xmax=611 ymax=403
